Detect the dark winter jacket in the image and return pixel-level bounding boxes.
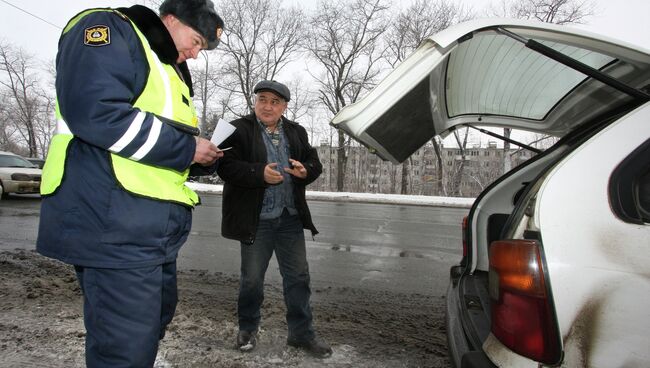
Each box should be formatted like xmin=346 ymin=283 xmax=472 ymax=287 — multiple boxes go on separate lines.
xmin=36 ymin=6 xmax=199 ymax=268
xmin=217 ymin=114 xmax=322 ymax=244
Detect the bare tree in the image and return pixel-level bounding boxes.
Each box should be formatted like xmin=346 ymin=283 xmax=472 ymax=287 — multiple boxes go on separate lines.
xmin=214 ymin=0 xmax=304 ymax=115
xmin=489 ymin=0 xmax=596 ymax=24
xmin=0 ymin=90 xmax=17 ymax=151
xmin=284 ymin=78 xmax=319 ymax=125
xmin=0 ymin=42 xmax=54 ymax=158
xmin=430 ymin=136 xmax=446 ymax=195
xmin=301 ymin=112 xmax=331 ymax=146
xmin=307 ymin=0 xmax=389 ymax=191
xmin=450 ymin=128 xmax=470 ymax=196
xmin=190 ymin=52 xmax=224 ymax=137
xmin=201 ymin=91 xmax=235 ymax=141
xmin=386 ymin=0 xmax=474 ymax=67
xmin=32 ymin=91 xmax=55 ymax=158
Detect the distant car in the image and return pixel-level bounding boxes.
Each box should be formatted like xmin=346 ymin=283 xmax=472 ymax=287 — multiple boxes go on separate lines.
xmin=331 ymin=19 xmax=650 ymax=368
xmin=26 ymin=157 xmax=45 ymax=169
xmin=0 ymin=150 xmax=42 ymax=199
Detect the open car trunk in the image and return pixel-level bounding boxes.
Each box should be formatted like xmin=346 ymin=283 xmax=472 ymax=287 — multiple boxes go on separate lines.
xmin=331 ymin=18 xmax=650 ymax=164
xmin=331 ymin=18 xmax=650 ymax=368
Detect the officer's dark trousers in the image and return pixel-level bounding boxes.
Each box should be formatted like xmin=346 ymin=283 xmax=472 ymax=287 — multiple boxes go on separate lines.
xmin=75 ymin=261 xmax=178 ymax=368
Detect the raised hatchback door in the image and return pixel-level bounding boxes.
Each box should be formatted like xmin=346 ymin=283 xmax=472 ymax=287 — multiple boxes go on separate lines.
xmin=331 ymin=19 xmax=650 ymax=164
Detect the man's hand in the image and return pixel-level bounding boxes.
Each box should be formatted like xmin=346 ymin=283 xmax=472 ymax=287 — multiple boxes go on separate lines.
xmin=264 ymin=163 xmax=284 ymax=184
xmin=193 ymin=137 xmax=223 ymax=165
xmin=284 ymin=159 xmax=307 ymax=179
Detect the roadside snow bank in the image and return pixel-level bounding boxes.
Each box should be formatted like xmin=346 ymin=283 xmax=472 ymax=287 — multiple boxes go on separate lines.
xmin=186 ymin=182 xmax=474 ymax=208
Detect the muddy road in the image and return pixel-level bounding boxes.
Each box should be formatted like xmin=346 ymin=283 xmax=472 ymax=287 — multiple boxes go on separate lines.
xmin=0 ymin=194 xmax=467 ymax=367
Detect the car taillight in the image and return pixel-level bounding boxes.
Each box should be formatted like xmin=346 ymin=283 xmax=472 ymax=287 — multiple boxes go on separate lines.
xmin=461 ymin=216 xmax=468 ymax=258
xmin=489 ymin=239 xmax=561 ymax=364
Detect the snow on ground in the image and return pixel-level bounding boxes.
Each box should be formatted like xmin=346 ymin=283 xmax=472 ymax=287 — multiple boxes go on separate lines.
xmin=186 ymin=182 xmax=475 ymax=208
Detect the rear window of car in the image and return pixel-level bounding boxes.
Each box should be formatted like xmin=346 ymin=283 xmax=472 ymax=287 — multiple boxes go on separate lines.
xmin=446 ymin=34 xmax=615 ymax=120
xmin=0 ymin=154 xmax=34 ymax=168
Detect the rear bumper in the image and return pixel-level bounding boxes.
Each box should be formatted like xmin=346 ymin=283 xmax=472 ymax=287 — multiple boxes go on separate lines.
xmin=446 ymin=266 xmax=497 ymax=368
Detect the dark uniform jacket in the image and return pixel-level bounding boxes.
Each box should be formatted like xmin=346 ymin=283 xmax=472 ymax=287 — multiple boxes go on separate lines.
xmin=217 ymin=114 xmax=322 ymax=244
xmin=37 ymin=6 xmax=199 ymax=269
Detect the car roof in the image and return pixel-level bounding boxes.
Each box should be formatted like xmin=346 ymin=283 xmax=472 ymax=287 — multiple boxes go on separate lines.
xmin=331 ymin=18 xmax=650 ymax=163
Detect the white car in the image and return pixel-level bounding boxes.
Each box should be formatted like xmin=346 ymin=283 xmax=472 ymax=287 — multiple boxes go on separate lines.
xmin=331 ymin=19 xmax=650 ymax=368
xmin=0 ymin=150 xmax=42 ymax=199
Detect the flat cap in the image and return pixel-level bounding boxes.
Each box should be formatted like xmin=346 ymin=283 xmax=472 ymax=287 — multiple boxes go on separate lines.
xmin=160 ymin=0 xmax=224 ymax=50
xmin=253 ymin=80 xmax=290 ymax=102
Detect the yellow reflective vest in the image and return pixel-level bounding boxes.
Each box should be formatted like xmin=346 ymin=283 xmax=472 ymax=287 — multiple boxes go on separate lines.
xmin=41 ymin=9 xmax=199 ymax=207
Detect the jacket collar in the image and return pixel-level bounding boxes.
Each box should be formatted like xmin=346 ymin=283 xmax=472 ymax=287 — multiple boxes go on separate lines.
xmin=116 ymin=5 xmax=194 ymax=94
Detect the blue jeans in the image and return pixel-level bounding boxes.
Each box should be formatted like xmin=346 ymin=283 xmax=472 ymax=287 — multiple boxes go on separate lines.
xmin=238 ymin=209 xmax=315 ymax=341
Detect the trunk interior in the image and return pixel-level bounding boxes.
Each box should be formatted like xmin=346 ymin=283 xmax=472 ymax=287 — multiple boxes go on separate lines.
xmin=452 ymin=101 xmax=642 ymax=357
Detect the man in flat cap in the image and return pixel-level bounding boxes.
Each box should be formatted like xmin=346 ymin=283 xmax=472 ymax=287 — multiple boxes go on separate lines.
xmin=216 ymin=80 xmax=332 ymax=358
xmin=37 ymin=0 xmax=225 ymax=366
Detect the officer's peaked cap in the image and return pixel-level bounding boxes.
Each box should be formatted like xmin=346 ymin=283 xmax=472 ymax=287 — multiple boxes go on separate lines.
xmin=160 ymin=0 xmax=224 ymax=50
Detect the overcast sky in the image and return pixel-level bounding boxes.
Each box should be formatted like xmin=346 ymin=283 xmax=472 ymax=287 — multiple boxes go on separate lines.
xmin=1 ymin=0 xmax=649 ymax=63
xmin=1 ymin=0 xmax=647 ymax=149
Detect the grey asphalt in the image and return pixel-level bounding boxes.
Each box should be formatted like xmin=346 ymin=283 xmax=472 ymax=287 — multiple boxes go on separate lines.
xmin=0 ymin=193 xmax=468 ymax=295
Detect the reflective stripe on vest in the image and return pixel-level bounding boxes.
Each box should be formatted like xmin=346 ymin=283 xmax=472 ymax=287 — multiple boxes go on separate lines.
xmin=41 ymin=9 xmax=199 ymax=207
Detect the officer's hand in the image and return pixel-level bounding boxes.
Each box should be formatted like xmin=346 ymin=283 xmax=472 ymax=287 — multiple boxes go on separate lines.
xmin=284 ymin=159 xmax=307 ymax=179
xmin=264 ymin=163 xmax=284 ymax=184
xmin=193 ymin=137 xmax=223 ymax=165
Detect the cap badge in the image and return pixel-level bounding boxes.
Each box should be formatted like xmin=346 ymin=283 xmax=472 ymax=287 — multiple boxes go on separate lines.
xmin=84 ymin=25 xmax=111 ymax=46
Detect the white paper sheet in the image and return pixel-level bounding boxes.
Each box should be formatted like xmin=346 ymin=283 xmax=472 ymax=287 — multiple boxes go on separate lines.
xmin=210 ymin=118 xmax=236 ymax=148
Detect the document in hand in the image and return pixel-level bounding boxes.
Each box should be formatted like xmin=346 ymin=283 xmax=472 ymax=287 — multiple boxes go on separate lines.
xmin=210 ymin=118 xmax=236 ymax=148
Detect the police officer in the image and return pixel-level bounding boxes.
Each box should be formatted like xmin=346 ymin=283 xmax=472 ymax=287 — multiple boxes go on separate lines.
xmin=36 ymin=1 xmax=224 ymax=366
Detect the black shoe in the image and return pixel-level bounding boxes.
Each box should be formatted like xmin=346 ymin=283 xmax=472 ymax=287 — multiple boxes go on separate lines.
xmin=287 ymin=336 xmax=332 ymax=358
xmin=237 ymin=330 xmax=257 ymax=352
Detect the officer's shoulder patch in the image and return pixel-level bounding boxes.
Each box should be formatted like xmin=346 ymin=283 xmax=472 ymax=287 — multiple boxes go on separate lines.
xmin=84 ymin=25 xmax=110 ymax=47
